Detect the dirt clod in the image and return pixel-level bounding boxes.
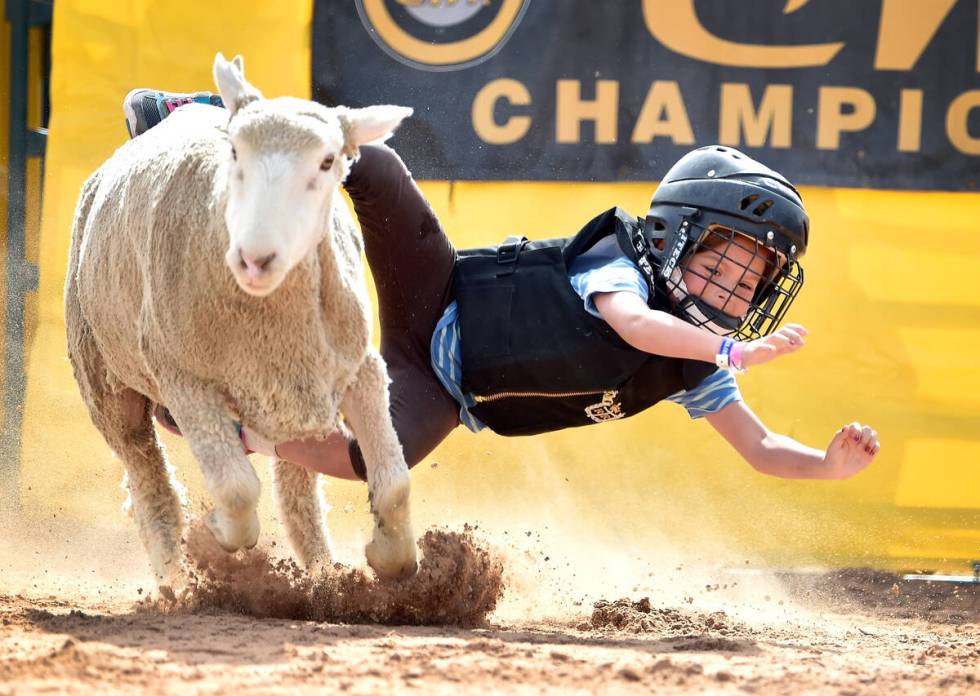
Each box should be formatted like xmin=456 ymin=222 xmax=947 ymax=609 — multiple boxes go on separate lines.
xmin=155 ymin=523 xmax=504 ymax=626
xmin=590 ymin=597 xmax=746 ymax=638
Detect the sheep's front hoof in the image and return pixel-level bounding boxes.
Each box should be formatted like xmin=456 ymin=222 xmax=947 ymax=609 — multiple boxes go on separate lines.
xmin=366 ymin=475 xmax=416 ymax=581
xmin=155 ymin=562 xmax=189 ymax=597
xmin=205 ymin=507 xmax=260 ymax=552
xmin=366 ymin=529 xmax=418 ymax=582
xmin=306 ymin=553 xmax=332 ymax=576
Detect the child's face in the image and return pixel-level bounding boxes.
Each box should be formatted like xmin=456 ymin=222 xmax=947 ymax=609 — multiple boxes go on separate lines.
xmin=680 ymin=229 xmax=773 ymax=319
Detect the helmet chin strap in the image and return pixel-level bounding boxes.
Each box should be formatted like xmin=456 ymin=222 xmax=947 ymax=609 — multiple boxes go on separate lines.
xmin=667 ymin=267 xmax=743 ymax=336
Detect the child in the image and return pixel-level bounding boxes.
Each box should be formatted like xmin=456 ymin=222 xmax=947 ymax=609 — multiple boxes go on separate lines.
xmin=125 ymin=90 xmax=880 ymax=483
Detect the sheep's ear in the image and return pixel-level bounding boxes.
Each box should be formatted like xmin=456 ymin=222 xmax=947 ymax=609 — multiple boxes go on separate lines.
xmin=213 ymin=52 xmax=262 ymax=116
xmin=341 ymin=105 xmax=413 ymax=148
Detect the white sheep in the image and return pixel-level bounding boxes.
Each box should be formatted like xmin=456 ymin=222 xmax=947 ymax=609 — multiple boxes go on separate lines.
xmin=64 ymin=53 xmax=417 ymax=589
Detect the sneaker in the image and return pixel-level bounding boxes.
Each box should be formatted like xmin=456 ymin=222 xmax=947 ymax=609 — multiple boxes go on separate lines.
xmin=123 ymin=88 xmax=224 ymax=138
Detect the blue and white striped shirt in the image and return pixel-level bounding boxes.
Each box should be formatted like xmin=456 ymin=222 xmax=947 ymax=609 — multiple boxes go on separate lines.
xmin=430 ymin=237 xmax=741 ymax=432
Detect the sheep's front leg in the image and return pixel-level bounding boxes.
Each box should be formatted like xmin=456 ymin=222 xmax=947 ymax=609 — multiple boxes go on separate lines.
xmin=272 ymin=458 xmax=333 ymax=570
xmin=162 ymin=386 xmax=261 ymax=552
xmin=342 ymin=349 xmax=417 ymax=581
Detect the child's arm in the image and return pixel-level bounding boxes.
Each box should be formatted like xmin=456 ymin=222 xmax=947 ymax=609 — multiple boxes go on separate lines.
xmin=593 ymin=291 xmax=805 ymax=366
xmin=705 ymin=400 xmax=879 ymax=480
xmin=594 ymin=290 xmax=880 ymax=480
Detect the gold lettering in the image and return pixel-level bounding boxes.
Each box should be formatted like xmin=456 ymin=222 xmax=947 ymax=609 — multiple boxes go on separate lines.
xmin=946 ymin=90 xmax=980 ymax=155
xmin=897 ymin=89 xmax=923 ymax=152
xmin=718 ymin=83 xmax=793 ymax=148
xmin=472 ymin=79 xmax=531 ymax=144
xmin=874 ymin=0 xmax=957 ymax=71
xmin=556 ymin=80 xmax=619 ymax=144
xmin=631 ymin=80 xmax=695 ymax=145
xmin=641 ymin=0 xmax=843 ymax=68
xmin=816 ymin=87 xmax=876 ymax=150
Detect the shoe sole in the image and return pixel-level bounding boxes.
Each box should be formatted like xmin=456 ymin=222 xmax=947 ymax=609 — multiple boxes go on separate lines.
xmin=123 ymin=88 xmax=151 ymax=138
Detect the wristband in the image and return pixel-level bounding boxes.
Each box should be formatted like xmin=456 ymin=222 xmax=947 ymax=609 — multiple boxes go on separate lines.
xmin=715 ymin=338 xmax=747 ymax=373
xmin=715 ymin=338 xmax=734 ymax=369
xmin=729 ymin=341 xmax=746 ymax=373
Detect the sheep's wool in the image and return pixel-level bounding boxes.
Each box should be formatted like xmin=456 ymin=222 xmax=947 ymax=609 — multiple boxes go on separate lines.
xmin=68 ymin=102 xmax=368 ymax=442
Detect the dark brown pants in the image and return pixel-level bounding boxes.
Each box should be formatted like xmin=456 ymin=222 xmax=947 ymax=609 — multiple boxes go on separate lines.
xmin=343 ymin=144 xmax=461 ymax=479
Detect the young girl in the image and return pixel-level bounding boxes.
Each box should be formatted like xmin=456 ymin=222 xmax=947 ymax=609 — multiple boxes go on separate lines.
xmin=125 ymin=90 xmax=880 ymax=484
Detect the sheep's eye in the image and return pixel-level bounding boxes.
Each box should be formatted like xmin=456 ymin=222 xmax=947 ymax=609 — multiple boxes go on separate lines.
xmin=231 ymin=145 xmax=237 ymax=161
xmin=320 ymin=155 xmax=335 ymax=171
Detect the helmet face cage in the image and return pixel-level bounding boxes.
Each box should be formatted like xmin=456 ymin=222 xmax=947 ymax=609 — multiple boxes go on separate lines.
xmin=661 ymin=223 xmax=804 ymax=342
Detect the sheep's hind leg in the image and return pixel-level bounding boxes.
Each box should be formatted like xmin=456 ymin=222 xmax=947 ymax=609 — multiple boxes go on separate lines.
xmin=342 ymin=349 xmax=417 ymax=581
xmin=272 ymin=458 xmax=334 ymax=571
xmin=162 ymin=386 xmax=261 ymax=553
xmin=66 ymin=322 xmax=186 ymax=590
xmin=115 ymin=400 xmax=189 ymax=595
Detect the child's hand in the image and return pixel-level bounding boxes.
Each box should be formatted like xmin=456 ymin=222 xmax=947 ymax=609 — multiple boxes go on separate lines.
xmin=822 ymin=422 xmax=880 ymax=479
xmin=740 ymin=324 xmax=807 ymax=368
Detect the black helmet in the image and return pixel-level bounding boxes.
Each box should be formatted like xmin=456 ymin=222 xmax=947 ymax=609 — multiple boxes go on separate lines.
xmin=643 ymin=145 xmax=808 ymax=342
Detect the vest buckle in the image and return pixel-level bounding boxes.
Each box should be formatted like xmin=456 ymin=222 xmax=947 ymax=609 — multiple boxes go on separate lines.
xmin=496 ymin=235 xmax=527 ymax=276
xmin=497 ymin=243 xmax=518 ymax=264
xmin=584 ymin=390 xmax=625 ymax=423
xmin=497 ymin=235 xmax=526 ymax=265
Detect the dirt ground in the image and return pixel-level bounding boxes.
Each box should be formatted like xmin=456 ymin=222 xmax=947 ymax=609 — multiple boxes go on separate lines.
xmin=1 ymin=518 xmax=978 ymax=695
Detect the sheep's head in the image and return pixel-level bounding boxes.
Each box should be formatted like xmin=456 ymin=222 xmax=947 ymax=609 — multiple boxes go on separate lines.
xmin=212 ymin=53 xmax=412 ymax=297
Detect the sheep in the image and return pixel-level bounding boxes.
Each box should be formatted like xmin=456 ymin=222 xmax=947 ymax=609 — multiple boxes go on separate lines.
xmin=64 ymin=53 xmax=417 ymax=589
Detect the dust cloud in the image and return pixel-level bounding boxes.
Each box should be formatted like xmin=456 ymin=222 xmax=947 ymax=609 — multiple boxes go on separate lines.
xmin=157 ymin=521 xmax=504 ymax=626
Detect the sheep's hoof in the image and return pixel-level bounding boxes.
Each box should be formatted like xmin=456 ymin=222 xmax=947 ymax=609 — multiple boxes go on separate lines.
xmin=304 ymin=552 xmax=333 ymax=576
xmin=154 ymin=565 xmax=189 ymax=598
xmin=154 ymin=562 xmax=189 ymax=601
xmin=365 ymin=475 xmax=416 ymax=581
xmin=204 ymin=507 xmax=260 ymax=552
xmin=366 ymin=528 xmax=418 ymax=582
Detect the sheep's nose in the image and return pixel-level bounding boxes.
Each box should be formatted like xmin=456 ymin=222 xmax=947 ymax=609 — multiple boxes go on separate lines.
xmin=239 ymin=249 xmax=277 ymax=276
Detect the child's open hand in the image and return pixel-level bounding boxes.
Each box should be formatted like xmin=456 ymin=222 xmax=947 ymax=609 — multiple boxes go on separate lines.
xmin=822 ymin=422 xmax=880 ymax=479
xmin=741 ymin=324 xmax=808 ymax=368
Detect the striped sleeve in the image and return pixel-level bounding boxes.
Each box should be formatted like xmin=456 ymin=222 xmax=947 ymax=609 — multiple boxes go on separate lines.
xmin=429 ymin=300 xmax=486 ymax=433
xmin=568 ymin=256 xmax=649 ymax=318
xmin=665 ymin=368 xmax=742 ymax=419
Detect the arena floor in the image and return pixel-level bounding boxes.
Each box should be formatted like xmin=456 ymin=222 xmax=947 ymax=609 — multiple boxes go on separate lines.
xmin=1 ymin=518 xmax=977 ymax=695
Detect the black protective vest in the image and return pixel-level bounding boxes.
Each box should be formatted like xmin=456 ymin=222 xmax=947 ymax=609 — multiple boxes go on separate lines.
xmin=452 ymin=207 xmax=717 ymax=436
